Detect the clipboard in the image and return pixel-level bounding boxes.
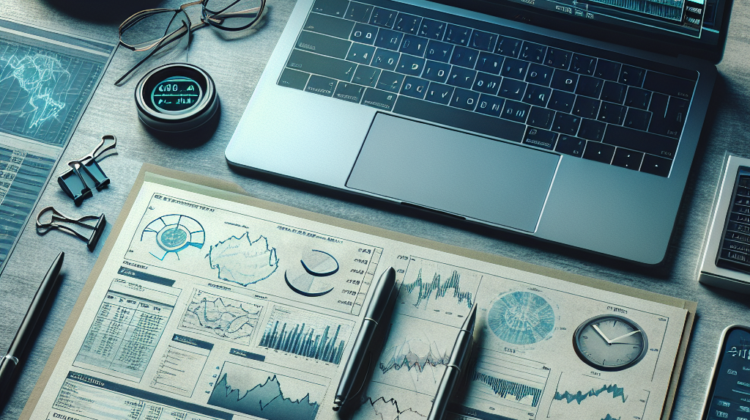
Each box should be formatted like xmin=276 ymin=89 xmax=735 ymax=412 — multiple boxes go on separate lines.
xmin=21 ymin=163 xmax=697 ymax=420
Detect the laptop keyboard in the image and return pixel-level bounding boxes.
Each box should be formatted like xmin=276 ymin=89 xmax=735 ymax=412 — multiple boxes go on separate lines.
xmin=277 ymin=0 xmax=698 ymax=177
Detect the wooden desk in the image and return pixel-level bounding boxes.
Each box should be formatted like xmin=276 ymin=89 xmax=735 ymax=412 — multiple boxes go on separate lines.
xmin=1 ymin=0 xmax=749 ymax=418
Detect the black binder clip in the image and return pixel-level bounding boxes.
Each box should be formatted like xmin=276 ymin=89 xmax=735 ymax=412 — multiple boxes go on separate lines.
xmin=58 ymin=135 xmax=117 ymax=206
xmin=36 ymin=206 xmax=107 ymax=251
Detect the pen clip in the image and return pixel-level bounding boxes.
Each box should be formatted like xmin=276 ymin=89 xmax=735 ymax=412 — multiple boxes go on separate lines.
xmin=36 ymin=206 xmax=107 ymax=251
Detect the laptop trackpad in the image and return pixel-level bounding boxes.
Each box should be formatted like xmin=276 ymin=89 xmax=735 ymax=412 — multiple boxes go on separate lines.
xmin=346 ymin=114 xmax=560 ymax=232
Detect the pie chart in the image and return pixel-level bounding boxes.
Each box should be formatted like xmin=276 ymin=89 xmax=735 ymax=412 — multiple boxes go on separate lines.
xmin=285 ymin=250 xmax=339 ymax=297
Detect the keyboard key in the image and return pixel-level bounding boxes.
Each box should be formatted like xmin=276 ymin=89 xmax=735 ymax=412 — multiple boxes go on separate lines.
xmin=305 ymin=74 xmax=337 ymax=96
xmin=470 ymin=30 xmax=498 ymax=51
xmin=502 ymin=58 xmax=529 ymax=80
xmin=526 ymin=63 xmax=553 ymax=86
xmin=572 ymin=96 xmax=600 ymax=119
xmin=595 ymin=59 xmax=620 ymax=81
xmin=496 ymin=36 xmax=522 ymax=57
xmin=545 ymin=48 xmax=571 ymax=69
xmin=625 ymin=87 xmax=651 ymax=109
xmin=346 ymin=43 xmax=375 ymax=64
xmin=278 ymin=68 xmax=310 ymax=90
xmin=578 ymin=118 xmax=606 ymax=141
xmin=375 ymin=28 xmax=403 ymax=50
xmin=296 ymin=31 xmax=351 ymax=58
xmin=523 ymin=84 xmax=551 ymax=106
xmin=287 ymin=49 xmax=355 ymax=81
xmin=643 ymin=71 xmax=695 ymax=100
xmin=425 ymin=40 xmax=454 ymax=62
xmin=376 ymin=70 xmax=404 ymax=92
xmin=451 ymin=46 xmax=478 ymax=68
xmin=419 ymin=19 xmax=446 ymax=40
xmin=400 ymin=34 xmax=427 ymax=56
xmin=362 ymin=88 xmax=397 ymax=110
xmin=624 ymin=108 xmax=651 ymax=130
xmin=351 ymin=23 xmax=377 ymax=44
xmin=556 ymin=135 xmax=585 ymax=157
xmin=527 ymin=107 xmax=554 ymax=129
xmin=548 ymin=90 xmax=575 ymax=113
xmin=305 ymin=13 xmax=355 ymax=38
xmin=472 ymin=72 xmax=501 ymax=95
xmin=499 ymin=78 xmax=527 ymax=100
xmin=352 ymin=65 xmax=381 ymax=87
xmin=333 ymin=82 xmax=365 ymax=102
xmin=450 ymin=87 xmax=479 ymax=110
xmin=370 ymin=7 xmax=397 ymax=27
xmin=423 ymin=60 xmax=450 ymax=83
xmin=393 ymin=96 xmax=526 ymax=142
xmin=396 ymin=54 xmax=425 ymax=75
xmin=425 ymin=82 xmax=454 ymax=104
xmin=570 ymin=54 xmax=596 ymax=75
xmin=612 ymin=148 xmax=644 ymax=170
xmin=619 ymin=65 xmax=645 ymax=86
xmin=640 ymin=154 xmax=671 ymax=177
xmin=598 ymin=102 xmax=626 ymax=125
xmin=445 ymin=24 xmax=471 ymax=46
xmin=520 ymin=42 xmax=546 ymax=63
xmin=649 ymin=96 xmax=688 ymax=137
xmin=345 ymin=2 xmax=373 ymax=22
xmin=501 ymin=100 xmax=530 ymax=123
xmin=524 ymin=127 xmax=557 ymax=150
xmin=575 ymin=76 xmax=603 ymax=98
xmin=394 ymin=13 xmax=421 ymax=34
xmin=604 ymin=125 xmax=678 ymax=158
xmin=312 ymin=0 xmax=349 ymax=17
xmin=583 ymin=141 xmax=615 ymax=163
xmin=401 ymin=76 xmax=429 ymax=99
xmin=552 ymin=113 xmax=581 ymax=135
xmin=371 ymin=48 xmax=399 ymax=70
xmin=600 ymin=81 xmax=626 ymax=103
xmin=476 ymin=94 xmax=504 ymax=117
xmin=447 ymin=66 xmax=476 ymax=88
xmin=551 ymin=70 xmax=578 ymax=92
xmin=476 ymin=52 xmax=504 ymax=75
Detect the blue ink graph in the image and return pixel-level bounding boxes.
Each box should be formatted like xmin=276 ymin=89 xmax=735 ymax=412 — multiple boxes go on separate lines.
xmin=602 ymin=415 xmax=621 ymax=420
xmin=378 ymin=340 xmax=451 ymax=375
xmin=402 ymin=269 xmax=474 ymax=309
xmin=180 ymin=290 xmax=263 ymax=345
xmin=207 ymin=232 xmax=279 ymax=286
xmin=285 ymin=249 xmax=338 ymax=297
xmin=259 ymin=306 xmax=351 ymax=364
xmin=554 ymin=384 xmax=628 ymax=404
xmin=487 ymin=291 xmax=556 ymax=345
xmin=550 ymin=375 xmax=647 ymax=420
xmin=141 ymin=214 xmax=205 ymax=261
xmin=207 ymin=362 xmax=324 ymax=420
xmin=356 ymin=396 xmax=427 ymax=420
xmin=472 ymin=371 xmax=543 ymax=407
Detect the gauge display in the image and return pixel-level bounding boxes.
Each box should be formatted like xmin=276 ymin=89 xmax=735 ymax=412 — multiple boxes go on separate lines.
xmin=573 ymin=315 xmax=648 ymax=371
xmin=150 ymin=76 xmax=203 ymax=114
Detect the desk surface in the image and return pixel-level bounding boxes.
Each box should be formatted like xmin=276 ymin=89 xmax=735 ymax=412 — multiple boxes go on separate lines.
xmin=1 ymin=0 xmax=750 ymax=418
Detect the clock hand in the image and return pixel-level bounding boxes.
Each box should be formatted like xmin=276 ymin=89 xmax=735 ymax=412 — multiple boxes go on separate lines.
xmin=609 ymin=330 xmax=641 ymax=344
xmin=592 ymin=325 xmax=612 ymax=344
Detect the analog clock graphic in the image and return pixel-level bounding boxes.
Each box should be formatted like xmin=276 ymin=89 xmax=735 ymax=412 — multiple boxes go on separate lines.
xmin=573 ymin=315 xmax=648 ymax=371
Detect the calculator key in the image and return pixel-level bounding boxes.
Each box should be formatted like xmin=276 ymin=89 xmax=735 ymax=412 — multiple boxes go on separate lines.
xmin=445 ymin=24 xmax=471 ymax=46
xmin=583 ymin=141 xmax=615 ymax=163
xmin=370 ymin=7 xmax=397 ymax=27
xmin=604 ymin=125 xmax=678 ymax=158
xmin=556 ymin=135 xmax=585 ymax=157
xmin=625 ymin=87 xmax=651 ymax=109
xmin=376 ymin=71 xmax=404 ymax=92
xmin=423 ymin=60 xmax=450 ymax=83
xmin=312 ymin=0 xmax=349 ymax=17
xmin=572 ymin=96 xmax=600 ymax=119
xmin=400 ymin=34 xmax=427 ymax=57
xmin=362 ymin=88 xmax=397 ymax=111
xmin=520 ymin=42 xmax=546 ymax=63
xmin=496 ymin=36 xmax=522 ymax=57
xmin=296 ymin=31 xmax=351 ymax=59
xmin=527 ymin=107 xmax=554 ymax=129
xmin=551 ymin=70 xmax=578 ymax=92
xmin=498 ymin=78 xmax=527 ymax=100
xmin=545 ymin=48 xmax=571 ymax=69
xmin=450 ymin=88 xmax=480 ymax=110
xmin=287 ymin=49 xmax=355 ymax=81
xmin=470 ymin=30 xmax=498 ymax=51
xmin=578 ymin=118 xmax=606 ymax=141
xmin=643 ymin=71 xmax=695 ymax=100
xmin=400 ymin=76 xmax=429 ymax=99
xmin=524 ymin=127 xmax=558 ymax=150
xmin=447 ymin=66 xmax=476 ymax=89
xmin=612 ymin=149 xmax=644 ymax=170
xmin=476 ymin=52 xmax=504 ymax=75
xmin=570 ymin=54 xmax=596 ymax=75
xmin=476 ymin=94 xmax=504 ymax=117
xmin=375 ymin=28 xmax=403 ymax=50
xmin=305 ymin=13 xmax=355 ymax=38
xmin=526 ymin=63 xmax=553 ymax=86
xmin=425 ymin=40 xmax=454 ymax=62
xmin=502 ymin=58 xmax=529 ymax=80
xmin=575 ymin=76 xmax=603 ymax=98
xmin=419 ymin=19 xmax=446 ymax=40
xmin=600 ymin=81 xmax=627 ymax=104
xmin=640 ymin=154 xmax=671 ymax=177
xmin=619 ymin=65 xmax=645 ymax=86
xmin=333 ymin=82 xmax=365 ymax=102
xmin=305 ymin=74 xmax=337 ymax=96
xmin=350 ymin=23 xmax=377 ymax=44
xmin=624 ymin=108 xmax=651 ymax=130
xmin=278 ymin=68 xmax=310 ymax=90
xmin=551 ymin=113 xmax=581 ymax=135
xmin=501 ymin=100 xmax=530 ymax=123
xmin=523 ymin=85 xmax=551 ymax=106
xmin=595 ymin=59 xmax=621 ymax=81
xmin=396 ymin=55 xmax=425 ymax=76
xmin=548 ymin=90 xmax=575 ymax=113
xmin=598 ymin=102 xmax=626 ymax=125
xmin=345 ymin=2 xmax=373 ymax=22
xmin=451 ymin=46 xmax=478 ymax=68
xmin=346 ymin=43 xmax=375 ymax=64
xmin=352 ymin=65 xmax=381 ymax=87
xmin=371 ymin=48 xmax=399 ymax=70
xmin=425 ymin=82 xmax=454 ymax=104
xmin=472 ymin=72 xmax=501 ymax=95
xmin=394 ymin=13 xmax=421 ymax=34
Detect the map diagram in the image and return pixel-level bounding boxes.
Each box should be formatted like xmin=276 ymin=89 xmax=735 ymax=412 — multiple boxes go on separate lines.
xmin=284 ymin=249 xmax=339 ymax=297
xmin=180 ymin=290 xmax=264 ymax=344
xmin=487 ymin=291 xmax=557 ymax=346
xmin=140 ymin=214 xmax=205 ymax=261
xmin=207 ymin=232 xmax=279 ymax=286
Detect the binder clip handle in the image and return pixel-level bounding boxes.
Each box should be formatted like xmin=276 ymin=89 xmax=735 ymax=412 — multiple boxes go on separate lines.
xmin=36 ymin=206 xmax=107 ymax=251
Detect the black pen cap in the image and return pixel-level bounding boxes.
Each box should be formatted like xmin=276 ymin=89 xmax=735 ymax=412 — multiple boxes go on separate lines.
xmin=365 ymin=268 xmax=396 ymax=321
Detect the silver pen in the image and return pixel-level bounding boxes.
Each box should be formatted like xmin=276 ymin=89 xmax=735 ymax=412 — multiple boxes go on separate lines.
xmin=333 ymin=267 xmax=396 ymax=411
xmin=427 ymin=303 xmax=477 ymax=420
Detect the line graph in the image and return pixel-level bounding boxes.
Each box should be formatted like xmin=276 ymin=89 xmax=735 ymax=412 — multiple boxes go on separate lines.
xmin=353 ymin=382 xmax=430 ymax=420
xmin=179 ymin=289 xmax=264 ymax=344
xmin=554 ymin=384 xmax=628 ymax=404
xmin=548 ymin=374 xmax=648 ymax=420
xmin=472 ymin=371 xmax=543 ymax=407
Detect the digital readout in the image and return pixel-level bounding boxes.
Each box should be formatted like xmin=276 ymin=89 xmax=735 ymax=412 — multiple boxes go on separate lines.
xmin=150 ymin=76 xmax=202 ymax=114
xmin=706 ymin=328 xmax=750 ymax=420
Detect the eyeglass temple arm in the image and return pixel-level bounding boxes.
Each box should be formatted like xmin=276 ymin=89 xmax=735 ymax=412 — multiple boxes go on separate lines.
xmin=114 ymin=26 xmax=188 ymax=86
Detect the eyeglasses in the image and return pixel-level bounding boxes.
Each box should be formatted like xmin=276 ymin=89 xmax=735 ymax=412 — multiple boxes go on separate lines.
xmin=115 ymin=0 xmax=265 ymax=86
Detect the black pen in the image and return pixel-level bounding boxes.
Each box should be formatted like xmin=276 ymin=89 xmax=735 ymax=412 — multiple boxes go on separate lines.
xmin=0 ymin=252 xmax=64 ymax=392
xmin=427 ymin=303 xmax=477 ymax=420
xmin=333 ymin=267 xmax=396 ymax=411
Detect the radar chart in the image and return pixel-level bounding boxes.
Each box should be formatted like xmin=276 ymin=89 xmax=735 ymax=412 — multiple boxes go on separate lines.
xmin=141 ymin=214 xmax=205 ymax=261
xmin=487 ymin=291 xmax=556 ymax=346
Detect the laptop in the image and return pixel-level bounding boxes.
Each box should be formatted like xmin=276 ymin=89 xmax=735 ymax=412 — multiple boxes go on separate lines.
xmin=226 ymin=0 xmax=732 ymax=264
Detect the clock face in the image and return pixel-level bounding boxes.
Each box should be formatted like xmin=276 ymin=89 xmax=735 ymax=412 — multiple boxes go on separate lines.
xmin=573 ymin=315 xmax=648 ymax=371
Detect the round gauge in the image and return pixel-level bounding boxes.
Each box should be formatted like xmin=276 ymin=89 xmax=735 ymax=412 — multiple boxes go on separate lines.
xmin=150 ymin=76 xmax=203 ymax=114
xmin=573 ymin=315 xmax=648 ymax=371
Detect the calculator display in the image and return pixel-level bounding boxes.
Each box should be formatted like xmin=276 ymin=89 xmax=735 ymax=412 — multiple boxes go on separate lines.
xmin=150 ymin=76 xmax=203 ymax=114
xmin=704 ymin=327 xmax=750 ymax=420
